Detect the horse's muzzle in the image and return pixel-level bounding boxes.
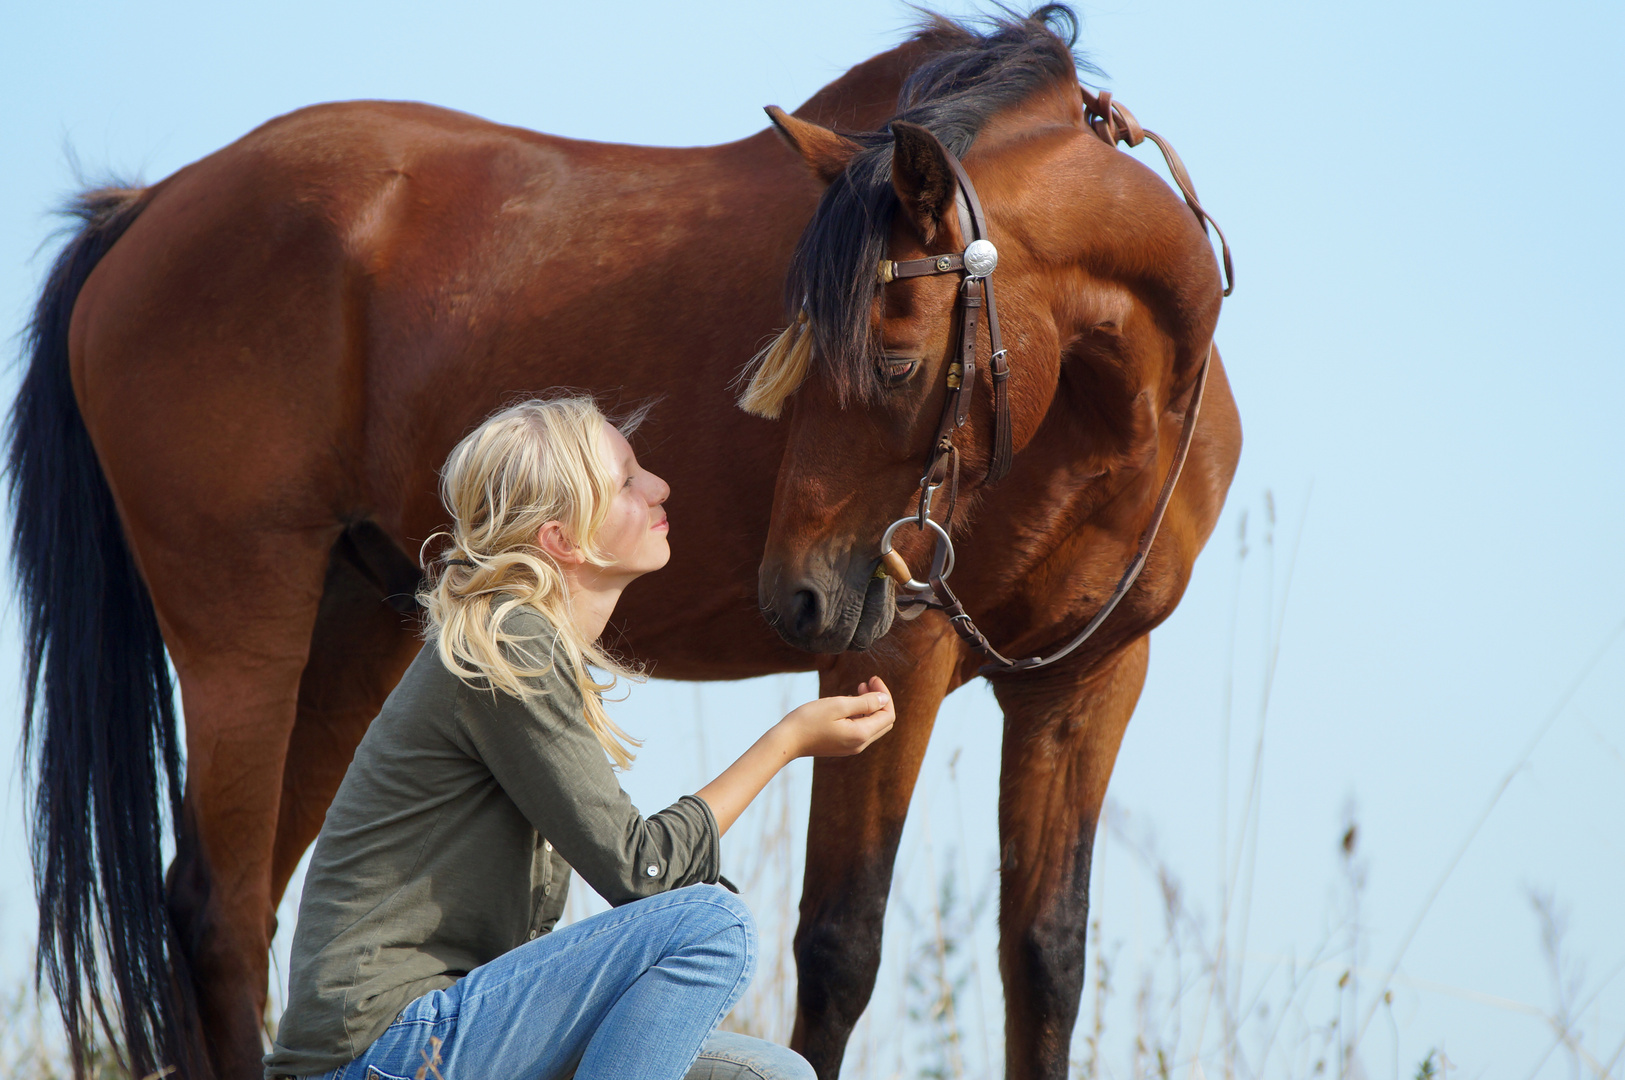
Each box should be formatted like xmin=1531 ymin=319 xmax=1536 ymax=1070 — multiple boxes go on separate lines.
xmin=759 ymin=554 xmax=895 ymax=653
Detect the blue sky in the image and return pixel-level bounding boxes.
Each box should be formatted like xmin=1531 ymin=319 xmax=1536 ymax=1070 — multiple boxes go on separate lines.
xmin=2 ymin=1 xmax=1621 ymax=1077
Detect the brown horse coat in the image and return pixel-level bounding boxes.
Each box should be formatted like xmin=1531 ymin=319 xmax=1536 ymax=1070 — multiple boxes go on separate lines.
xmin=14 ymin=10 xmax=1238 ymax=1079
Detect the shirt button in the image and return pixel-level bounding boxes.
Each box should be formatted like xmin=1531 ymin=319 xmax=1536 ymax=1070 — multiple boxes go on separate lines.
xmin=529 ymin=930 xmax=539 ymax=940
xmin=646 ymin=865 xmax=659 ymax=877
xmin=543 ymin=840 xmax=552 ymax=852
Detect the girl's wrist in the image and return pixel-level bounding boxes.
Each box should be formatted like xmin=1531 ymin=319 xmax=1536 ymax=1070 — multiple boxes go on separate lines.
xmin=764 ymin=719 xmax=803 ymax=762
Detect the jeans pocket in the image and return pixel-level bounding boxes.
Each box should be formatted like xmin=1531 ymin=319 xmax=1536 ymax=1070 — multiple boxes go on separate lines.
xmin=362 ymin=1067 xmax=413 ymax=1080
xmin=358 ymin=1013 xmax=454 ymax=1080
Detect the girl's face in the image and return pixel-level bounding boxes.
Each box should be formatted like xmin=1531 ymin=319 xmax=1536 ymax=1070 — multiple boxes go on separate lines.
xmin=592 ymin=422 xmax=671 ymax=578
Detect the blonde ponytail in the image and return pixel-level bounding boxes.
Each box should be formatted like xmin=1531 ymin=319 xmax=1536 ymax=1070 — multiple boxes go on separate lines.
xmin=418 ymin=395 xmax=645 ymax=768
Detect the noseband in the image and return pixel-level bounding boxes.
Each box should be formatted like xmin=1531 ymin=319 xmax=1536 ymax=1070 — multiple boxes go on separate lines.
xmin=873 ymin=87 xmax=1225 ymax=674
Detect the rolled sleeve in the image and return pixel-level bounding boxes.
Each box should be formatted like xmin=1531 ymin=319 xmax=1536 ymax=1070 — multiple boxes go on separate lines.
xmin=454 ymin=621 xmax=719 ymax=905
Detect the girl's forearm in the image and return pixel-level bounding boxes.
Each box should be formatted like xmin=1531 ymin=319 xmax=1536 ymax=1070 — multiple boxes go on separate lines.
xmin=692 ymin=682 xmax=894 ymax=837
xmin=694 ymin=724 xmax=797 ymax=835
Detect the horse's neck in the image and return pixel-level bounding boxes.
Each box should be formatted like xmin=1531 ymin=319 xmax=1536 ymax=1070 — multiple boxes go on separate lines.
xmin=976 ymin=376 xmax=1158 ymax=585
xmin=791 ymin=36 xmax=938 ymax=130
xmin=611 ymin=40 xmax=934 ymax=388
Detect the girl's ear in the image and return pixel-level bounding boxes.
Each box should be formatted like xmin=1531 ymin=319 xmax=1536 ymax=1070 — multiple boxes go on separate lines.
xmin=537 ymin=521 xmax=586 ymax=566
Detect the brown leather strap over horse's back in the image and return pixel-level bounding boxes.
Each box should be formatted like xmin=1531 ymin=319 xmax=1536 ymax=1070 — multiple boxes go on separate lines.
xmin=1080 ymin=86 xmax=1234 ymax=297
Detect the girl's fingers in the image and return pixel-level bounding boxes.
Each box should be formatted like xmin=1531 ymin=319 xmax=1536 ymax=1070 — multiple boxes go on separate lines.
xmin=856 ymin=721 xmax=894 ymax=752
xmin=858 ymin=711 xmax=895 ymax=740
xmin=823 ymin=692 xmax=889 ymax=720
xmin=855 ymin=676 xmax=891 ymax=698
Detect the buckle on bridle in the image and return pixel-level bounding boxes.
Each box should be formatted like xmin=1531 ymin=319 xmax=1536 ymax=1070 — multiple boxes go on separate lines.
xmin=917 ymin=480 xmax=941 ymax=523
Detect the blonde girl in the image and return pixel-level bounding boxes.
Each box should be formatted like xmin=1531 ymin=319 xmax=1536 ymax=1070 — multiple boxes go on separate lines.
xmin=265 ymin=395 xmax=894 ymax=1080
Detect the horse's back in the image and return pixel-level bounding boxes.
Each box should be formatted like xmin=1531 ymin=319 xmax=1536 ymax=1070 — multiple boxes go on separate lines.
xmin=65 ymin=98 xmax=810 ymax=676
xmin=69 ymin=100 xmax=780 ymax=530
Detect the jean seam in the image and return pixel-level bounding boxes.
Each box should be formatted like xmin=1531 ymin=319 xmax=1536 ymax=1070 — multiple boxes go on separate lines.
xmin=512 ymin=890 xmax=751 ymax=980
xmin=714 ymin=919 xmax=756 ymax=1029
xmin=362 ymin=1066 xmax=413 ymax=1080
xmin=448 ymin=894 xmax=750 ymax=1025
xmin=693 ymin=1050 xmax=772 ymax=1078
xmin=385 ymin=1016 xmax=454 ymax=1029
xmin=575 ymin=891 xmax=749 ymax=946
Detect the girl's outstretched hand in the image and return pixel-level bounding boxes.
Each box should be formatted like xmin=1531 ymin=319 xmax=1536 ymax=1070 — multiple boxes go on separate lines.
xmin=777 ymin=677 xmax=895 ymax=758
xmin=697 ymin=677 xmax=896 ymax=835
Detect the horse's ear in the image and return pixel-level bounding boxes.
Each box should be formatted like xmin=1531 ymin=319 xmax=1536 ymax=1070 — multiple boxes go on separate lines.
xmin=889 ymin=121 xmax=956 ymax=247
xmin=765 ymin=106 xmax=858 ymax=186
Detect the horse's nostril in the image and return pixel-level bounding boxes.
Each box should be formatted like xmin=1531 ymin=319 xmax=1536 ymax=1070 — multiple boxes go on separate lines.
xmin=788 ymin=588 xmax=823 ymax=636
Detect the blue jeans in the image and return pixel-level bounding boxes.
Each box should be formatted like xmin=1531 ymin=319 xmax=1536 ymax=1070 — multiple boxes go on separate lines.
xmin=315 ymin=885 xmax=811 ymax=1080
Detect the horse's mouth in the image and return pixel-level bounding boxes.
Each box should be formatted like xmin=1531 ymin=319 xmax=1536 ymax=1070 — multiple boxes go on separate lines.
xmin=759 ymin=556 xmax=897 ymax=655
xmin=845 ymin=573 xmax=896 ymax=651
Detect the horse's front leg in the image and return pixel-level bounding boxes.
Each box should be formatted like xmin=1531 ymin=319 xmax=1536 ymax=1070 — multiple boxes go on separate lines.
xmin=791 ymin=622 xmax=963 ymax=1079
xmin=990 ymin=636 xmax=1151 ymax=1080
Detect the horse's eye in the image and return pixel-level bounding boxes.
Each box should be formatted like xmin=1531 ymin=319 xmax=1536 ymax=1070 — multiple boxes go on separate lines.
xmin=878 ymin=358 xmax=920 ymax=388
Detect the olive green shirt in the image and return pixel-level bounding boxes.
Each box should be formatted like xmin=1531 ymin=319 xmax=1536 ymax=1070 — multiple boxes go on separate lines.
xmin=264 ymin=606 xmax=720 ymax=1078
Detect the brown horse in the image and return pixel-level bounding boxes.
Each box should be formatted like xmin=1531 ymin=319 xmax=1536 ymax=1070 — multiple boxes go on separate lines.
xmin=747 ymin=23 xmax=1239 ymax=1076
xmin=12 ymin=8 xmax=1237 ymax=1080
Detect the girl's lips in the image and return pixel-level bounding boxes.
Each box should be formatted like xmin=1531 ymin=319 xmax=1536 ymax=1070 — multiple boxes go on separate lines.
xmin=652 ymin=514 xmax=669 ymax=532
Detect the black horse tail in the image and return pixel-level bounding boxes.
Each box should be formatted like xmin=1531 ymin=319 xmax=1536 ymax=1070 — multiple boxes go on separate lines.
xmin=7 ymin=185 xmax=200 ymax=1078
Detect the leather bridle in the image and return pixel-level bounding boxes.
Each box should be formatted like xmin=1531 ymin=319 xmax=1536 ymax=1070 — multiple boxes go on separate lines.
xmin=872 ymin=86 xmax=1230 ymax=674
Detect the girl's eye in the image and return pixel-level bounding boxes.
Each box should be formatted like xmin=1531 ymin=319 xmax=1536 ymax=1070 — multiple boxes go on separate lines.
xmin=878 ymin=359 xmax=920 ymax=388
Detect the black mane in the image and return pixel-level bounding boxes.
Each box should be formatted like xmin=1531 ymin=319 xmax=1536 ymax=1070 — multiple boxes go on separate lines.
xmin=787 ymin=5 xmax=1096 ymax=401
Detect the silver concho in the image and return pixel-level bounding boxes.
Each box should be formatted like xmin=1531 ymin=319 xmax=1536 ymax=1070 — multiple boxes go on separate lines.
xmin=963 ymin=238 xmax=999 ymax=278
xmin=935 ymin=255 xmax=953 ymax=273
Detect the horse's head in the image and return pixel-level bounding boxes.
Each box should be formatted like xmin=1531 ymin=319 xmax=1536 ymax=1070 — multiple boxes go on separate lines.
xmin=743 ymin=9 xmax=1224 ymax=655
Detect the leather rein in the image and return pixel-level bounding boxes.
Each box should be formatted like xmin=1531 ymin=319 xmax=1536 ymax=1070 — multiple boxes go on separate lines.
xmin=871 ymin=86 xmax=1230 ymax=675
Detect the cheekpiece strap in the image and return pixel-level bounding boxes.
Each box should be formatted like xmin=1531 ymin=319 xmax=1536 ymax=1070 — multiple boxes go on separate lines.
xmin=955 ymin=278 xmax=982 ymax=429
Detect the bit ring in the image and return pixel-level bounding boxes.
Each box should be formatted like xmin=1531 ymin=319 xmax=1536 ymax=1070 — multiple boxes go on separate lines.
xmin=879 ymin=516 xmax=956 ymax=592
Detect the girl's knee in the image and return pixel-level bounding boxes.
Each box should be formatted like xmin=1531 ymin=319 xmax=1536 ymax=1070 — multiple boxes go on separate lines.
xmin=711 ymin=883 xmax=755 ymax=940
xmin=677 ymin=885 xmax=755 ymax=981
xmin=703 ymin=883 xmax=754 ymax=935
xmin=665 ymin=882 xmax=753 ymax=936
